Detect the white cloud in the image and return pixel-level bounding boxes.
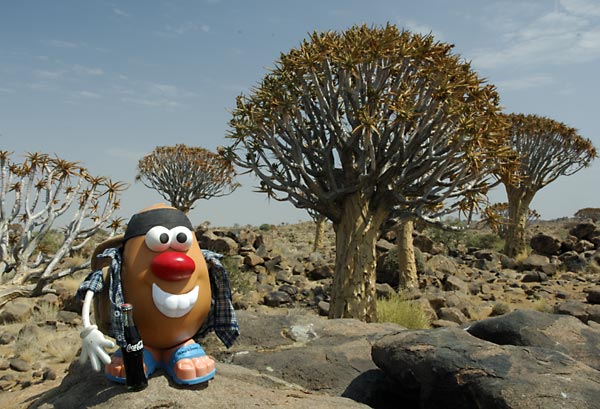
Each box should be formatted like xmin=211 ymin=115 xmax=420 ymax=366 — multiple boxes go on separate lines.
xmin=116 ymin=82 xmax=195 ymax=108
xmin=112 ymin=7 xmax=129 ymax=17
xmin=159 ymin=22 xmax=210 ymax=37
xmin=72 ymin=65 xmax=104 ymax=76
xmin=73 ymin=91 xmax=101 ymax=99
xmin=0 ymin=87 xmax=14 ymax=93
xmin=471 ymin=1 xmax=600 ymax=69
xmin=46 ymin=39 xmax=78 ymax=48
xmin=399 ymin=19 xmax=444 ymax=41
xmin=33 ymin=69 xmax=65 ymax=79
xmin=106 ymin=148 xmax=145 ymax=160
xmin=560 ymin=0 xmax=600 ymax=17
xmin=121 ymin=96 xmax=181 ymax=108
xmin=495 ymin=73 xmax=556 ymax=91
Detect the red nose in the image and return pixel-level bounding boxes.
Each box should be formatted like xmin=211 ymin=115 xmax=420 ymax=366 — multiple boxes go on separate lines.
xmin=151 ymin=252 xmax=196 ymax=281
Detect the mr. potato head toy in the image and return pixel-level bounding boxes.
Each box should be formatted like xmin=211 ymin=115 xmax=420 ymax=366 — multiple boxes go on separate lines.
xmin=76 ymin=204 xmax=239 ymax=386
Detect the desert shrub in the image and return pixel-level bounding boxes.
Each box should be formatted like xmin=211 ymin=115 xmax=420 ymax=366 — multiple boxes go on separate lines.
xmin=45 ymin=335 xmax=80 ymax=363
xmin=259 ymin=223 xmax=272 ymax=231
xmin=423 ymin=219 xmax=467 ymax=251
xmin=531 ymin=298 xmax=553 ymax=313
xmin=37 ymin=229 xmax=64 ymax=255
xmin=377 ymin=292 xmax=432 ymax=329
xmin=464 ymin=232 xmax=504 ymax=251
xmin=222 ymin=256 xmax=253 ymax=295
xmin=33 ymin=302 xmax=59 ymax=323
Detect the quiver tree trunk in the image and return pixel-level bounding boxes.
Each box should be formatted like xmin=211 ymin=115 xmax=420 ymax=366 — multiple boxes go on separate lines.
xmin=329 ymin=195 xmax=388 ymax=322
xmin=504 ymin=194 xmax=532 ymax=257
xmin=396 ymin=219 xmax=418 ymax=289
xmin=312 ymin=215 xmax=326 ymax=252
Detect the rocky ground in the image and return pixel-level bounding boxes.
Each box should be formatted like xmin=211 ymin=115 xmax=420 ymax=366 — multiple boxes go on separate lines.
xmin=0 ymin=217 xmax=599 ymax=408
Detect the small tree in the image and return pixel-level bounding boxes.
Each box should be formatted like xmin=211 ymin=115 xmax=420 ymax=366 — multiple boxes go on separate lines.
xmin=308 ymin=208 xmax=326 ymax=252
xmin=0 ymin=151 xmax=126 ymax=308
xmin=494 ymin=114 xmax=597 ymax=257
xmin=136 ymin=144 xmax=239 ymax=213
xmin=482 ymin=202 xmax=540 ymax=239
xmin=225 ymin=24 xmax=511 ymax=321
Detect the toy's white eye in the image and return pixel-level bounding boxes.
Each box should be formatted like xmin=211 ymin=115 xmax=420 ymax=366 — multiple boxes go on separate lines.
xmin=169 ymin=226 xmax=193 ymax=251
xmin=145 ymin=226 xmax=171 ymax=252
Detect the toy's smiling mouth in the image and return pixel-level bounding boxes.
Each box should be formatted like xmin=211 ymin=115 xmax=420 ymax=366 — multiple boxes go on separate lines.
xmin=152 ymin=283 xmax=199 ymax=318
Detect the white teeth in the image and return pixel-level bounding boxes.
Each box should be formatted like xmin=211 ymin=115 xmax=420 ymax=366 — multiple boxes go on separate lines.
xmin=152 ymin=284 xmax=199 ymax=318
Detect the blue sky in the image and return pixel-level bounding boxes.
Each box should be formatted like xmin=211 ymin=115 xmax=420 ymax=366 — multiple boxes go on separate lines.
xmin=1 ymin=0 xmax=599 ymax=227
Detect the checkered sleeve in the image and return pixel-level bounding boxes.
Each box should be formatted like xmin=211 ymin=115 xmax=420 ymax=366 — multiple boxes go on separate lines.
xmin=196 ymin=250 xmax=240 ymax=348
xmin=75 ymin=268 xmax=105 ymax=300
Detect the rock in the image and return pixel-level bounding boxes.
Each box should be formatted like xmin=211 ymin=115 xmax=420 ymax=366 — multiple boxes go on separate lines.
xmin=0 ymin=359 xmax=9 ymax=370
xmin=466 ymin=309 xmax=600 ymax=371
xmin=317 ymin=301 xmax=330 ymax=317
xmin=375 ymin=238 xmax=394 ymax=252
xmin=437 ymin=307 xmax=468 ymax=325
xmin=0 ymin=332 xmax=16 ymax=345
xmin=588 ymin=305 xmax=600 ymax=324
xmin=559 ymin=251 xmax=588 ymax=272
xmin=198 ymin=231 xmax=239 ymax=256
xmin=218 ymin=309 xmax=401 ymax=402
xmin=431 ymin=319 xmax=459 ymax=328
xmin=554 ymin=300 xmax=590 ymax=323
xmin=425 ymin=255 xmax=459 ymax=276
xmin=372 ymin=326 xmax=600 ymax=409
xmin=307 ymin=264 xmax=334 ymax=280
xmin=9 ymin=358 xmax=30 ymax=372
xmin=530 ymin=233 xmax=562 ymax=256
xmin=521 ymin=271 xmax=548 ymax=283
xmin=31 ymin=361 xmax=369 ymax=409
xmin=375 ymin=283 xmax=395 ymax=300
xmin=263 ymin=291 xmax=292 ymax=307
xmin=443 ymin=275 xmax=470 ymax=293
xmin=413 ymin=234 xmax=435 ymax=253
xmin=56 ymin=310 xmax=81 ymax=325
xmin=243 ymin=253 xmax=264 ymax=267
xmin=0 ymin=298 xmax=33 ymax=324
xmin=569 ymin=222 xmax=597 ymax=240
xmin=586 ymin=287 xmax=600 ymax=304
xmin=517 ymin=254 xmax=551 ymax=272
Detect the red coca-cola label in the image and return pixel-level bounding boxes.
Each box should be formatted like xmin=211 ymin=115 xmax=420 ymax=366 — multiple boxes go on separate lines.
xmin=125 ymin=340 xmax=144 ymax=352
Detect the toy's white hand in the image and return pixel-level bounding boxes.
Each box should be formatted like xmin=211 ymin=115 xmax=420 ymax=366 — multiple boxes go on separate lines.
xmin=79 ymin=325 xmax=114 ymax=372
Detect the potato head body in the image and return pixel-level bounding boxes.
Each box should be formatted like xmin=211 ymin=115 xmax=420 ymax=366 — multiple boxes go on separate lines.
xmin=78 ymin=204 xmax=238 ymax=386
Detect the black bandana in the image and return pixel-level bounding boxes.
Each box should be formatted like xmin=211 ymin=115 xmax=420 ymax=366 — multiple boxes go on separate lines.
xmin=123 ymin=208 xmax=193 ymax=242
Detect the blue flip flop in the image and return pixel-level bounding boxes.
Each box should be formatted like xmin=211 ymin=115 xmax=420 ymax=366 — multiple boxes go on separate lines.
xmin=105 ymin=348 xmax=157 ymax=384
xmin=165 ymin=343 xmax=216 ymax=385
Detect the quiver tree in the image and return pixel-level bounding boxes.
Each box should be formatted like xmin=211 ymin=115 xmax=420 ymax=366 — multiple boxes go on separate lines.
xmin=494 ymin=114 xmax=597 ymax=257
xmin=136 ymin=144 xmax=239 ymax=213
xmin=482 ymin=202 xmax=540 ymax=240
xmin=0 ymin=151 xmax=126 ymax=308
xmin=224 ymin=24 xmax=511 ymax=321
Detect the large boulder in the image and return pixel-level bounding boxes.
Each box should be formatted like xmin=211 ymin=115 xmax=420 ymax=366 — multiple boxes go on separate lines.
xmin=31 ymin=360 xmax=369 ymax=409
xmin=466 ymin=309 xmax=600 ymax=370
xmin=213 ymin=308 xmax=402 ymax=399
xmin=372 ymin=312 xmax=600 ymax=408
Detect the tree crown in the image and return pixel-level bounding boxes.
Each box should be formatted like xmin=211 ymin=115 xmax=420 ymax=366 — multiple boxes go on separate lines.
xmin=225 ymin=24 xmax=514 ymax=223
xmin=136 ymin=144 xmax=239 ymax=213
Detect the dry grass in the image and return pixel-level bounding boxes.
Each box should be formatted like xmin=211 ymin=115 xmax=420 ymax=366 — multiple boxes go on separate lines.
xmin=530 ymin=298 xmax=554 ymax=313
xmin=44 ymin=335 xmax=80 ymax=363
xmin=377 ymin=291 xmax=433 ymax=329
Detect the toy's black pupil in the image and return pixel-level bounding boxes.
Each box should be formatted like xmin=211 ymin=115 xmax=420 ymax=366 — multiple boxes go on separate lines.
xmin=176 ymin=232 xmax=187 ymax=243
xmin=159 ymin=233 xmax=169 ymax=244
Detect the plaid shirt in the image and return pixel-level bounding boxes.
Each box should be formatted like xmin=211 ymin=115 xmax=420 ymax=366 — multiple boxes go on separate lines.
xmin=76 ymin=248 xmax=239 ymax=348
